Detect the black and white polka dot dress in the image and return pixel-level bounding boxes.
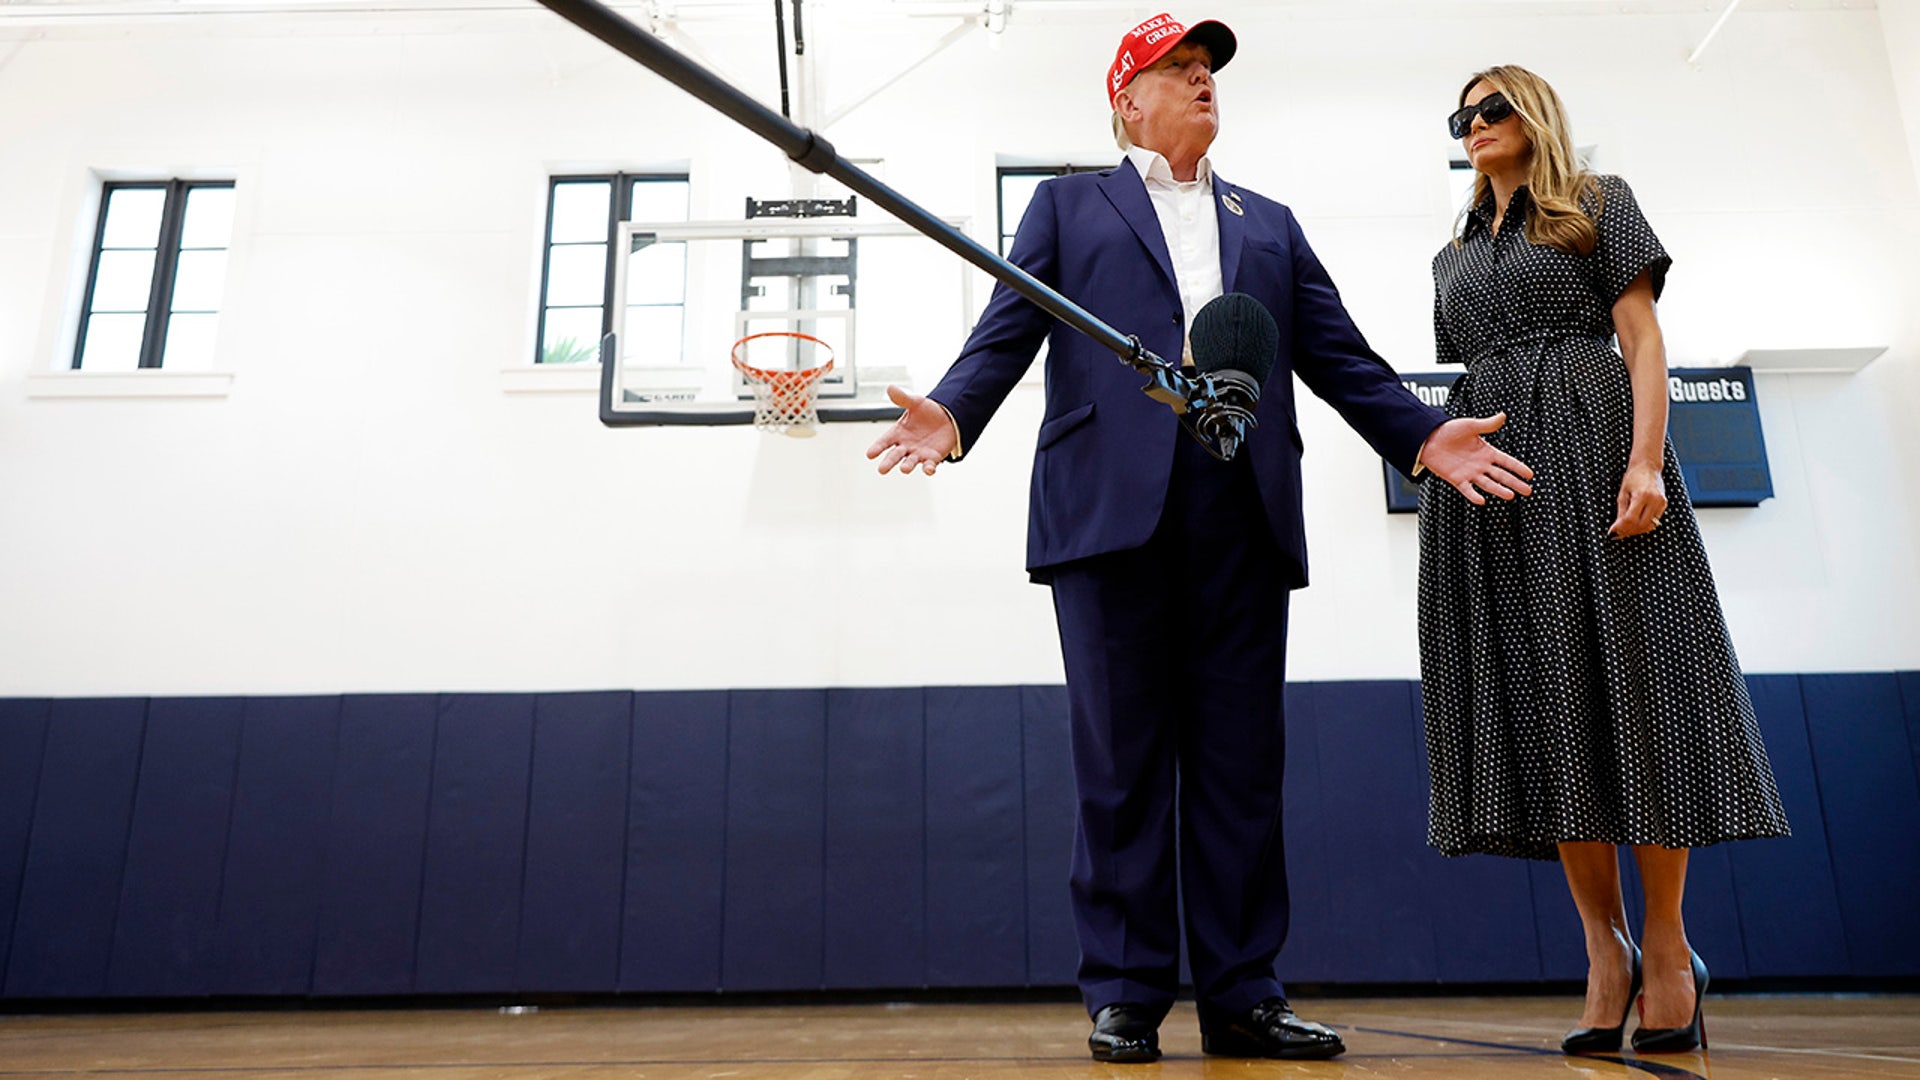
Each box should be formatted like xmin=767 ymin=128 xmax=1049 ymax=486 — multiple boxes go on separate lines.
xmin=1417 ymin=175 xmax=1789 ymax=861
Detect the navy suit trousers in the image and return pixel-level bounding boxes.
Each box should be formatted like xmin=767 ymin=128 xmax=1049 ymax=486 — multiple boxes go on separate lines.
xmin=1049 ymin=432 xmax=1294 ymax=1021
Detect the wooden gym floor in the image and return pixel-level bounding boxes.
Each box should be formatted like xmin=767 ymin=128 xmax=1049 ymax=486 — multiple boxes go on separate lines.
xmin=1 ymin=995 xmax=1916 ymax=1079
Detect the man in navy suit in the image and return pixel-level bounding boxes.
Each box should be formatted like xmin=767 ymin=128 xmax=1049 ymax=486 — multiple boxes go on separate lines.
xmin=868 ymin=11 xmax=1531 ymax=1063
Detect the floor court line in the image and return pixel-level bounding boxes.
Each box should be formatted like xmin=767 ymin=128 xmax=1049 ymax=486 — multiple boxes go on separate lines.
xmin=1707 ymin=1045 xmax=1920 ymax=1064
xmin=1354 ymin=1026 xmax=1708 ymax=1079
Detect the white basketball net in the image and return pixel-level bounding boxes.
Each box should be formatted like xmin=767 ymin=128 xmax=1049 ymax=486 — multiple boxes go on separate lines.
xmin=731 ymin=332 xmax=835 ymax=438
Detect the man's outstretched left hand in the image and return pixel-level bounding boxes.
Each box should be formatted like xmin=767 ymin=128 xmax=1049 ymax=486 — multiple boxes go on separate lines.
xmin=1419 ymin=413 xmax=1535 ymax=506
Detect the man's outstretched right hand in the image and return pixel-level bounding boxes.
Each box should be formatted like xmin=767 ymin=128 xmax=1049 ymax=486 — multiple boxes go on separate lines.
xmin=866 ymin=385 xmax=959 ymax=476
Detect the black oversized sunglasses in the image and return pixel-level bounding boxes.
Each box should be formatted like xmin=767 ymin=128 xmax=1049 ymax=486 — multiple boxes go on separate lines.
xmin=1448 ymin=92 xmax=1514 ymax=139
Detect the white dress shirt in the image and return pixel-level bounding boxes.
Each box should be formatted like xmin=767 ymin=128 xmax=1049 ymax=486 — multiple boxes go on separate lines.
xmin=1124 ymin=144 xmax=1224 ymax=365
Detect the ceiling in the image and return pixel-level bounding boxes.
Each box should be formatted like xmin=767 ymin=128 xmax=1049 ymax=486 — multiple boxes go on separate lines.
xmin=0 ymin=0 xmax=1875 ymax=26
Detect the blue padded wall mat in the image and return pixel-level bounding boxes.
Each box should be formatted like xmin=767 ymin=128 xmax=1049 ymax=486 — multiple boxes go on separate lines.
xmin=621 ymin=690 xmax=728 ymax=992
xmin=1307 ymin=681 xmax=1440 ymax=984
xmin=1276 ymin=682 xmax=1336 ymax=984
xmin=0 ymin=699 xmax=51 ymax=989
xmin=218 ymin=696 xmax=341 ymax=995
xmin=1728 ymin=675 xmax=1850 ymax=977
xmin=1020 ymin=684 xmax=1078 ymax=987
xmin=5 ymin=698 xmax=146 ymax=998
xmin=822 ymin=687 xmax=925 ymax=990
xmin=517 ymin=691 xmax=633 ymax=992
xmin=925 ymin=686 xmax=1027 ymax=988
xmin=1901 ymin=672 xmax=1920 ymax=801
xmin=721 ymin=689 xmax=828 ymax=991
xmin=413 ymin=694 xmax=535 ymax=994
xmin=107 ymin=697 xmax=245 ymax=997
xmin=312 ymin=694 xmax=437 ymax=996
xmin=1801 ymin=673 xmax=1920 ymax=976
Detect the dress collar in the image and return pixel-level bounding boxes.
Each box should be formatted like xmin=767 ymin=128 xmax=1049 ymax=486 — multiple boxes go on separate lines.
xmin=1465 ymin=183 xmax=1532 ymax=239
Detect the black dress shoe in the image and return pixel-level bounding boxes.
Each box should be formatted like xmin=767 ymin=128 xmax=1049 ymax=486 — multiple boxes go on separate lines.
xmin=1199 ymin=997 xmax=1345 ymax=1060
xmin=1631 ymin=950 xmax=1709 ymax=1054
xmin=1563 ymin=944 xmax=1643 ymax=1055
xmin=1089 ymin=1003 xmax=1162 ymax=1063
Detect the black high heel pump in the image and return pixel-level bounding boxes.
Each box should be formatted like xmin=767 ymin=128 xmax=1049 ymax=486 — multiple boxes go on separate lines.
xmin=1562 ymin=945 xmax=1642 ymax=1055
xmin=1631 ymin=950 xmax=1709 ymax=1054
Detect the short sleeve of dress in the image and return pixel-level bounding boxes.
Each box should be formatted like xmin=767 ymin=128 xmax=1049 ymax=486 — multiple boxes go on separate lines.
xmin=1590 ymin=174 xmax=1672 ymax=305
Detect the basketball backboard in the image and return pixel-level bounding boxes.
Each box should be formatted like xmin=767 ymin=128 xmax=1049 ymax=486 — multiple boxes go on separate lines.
xmin=601 ymin=216 xmax=973 ymax=427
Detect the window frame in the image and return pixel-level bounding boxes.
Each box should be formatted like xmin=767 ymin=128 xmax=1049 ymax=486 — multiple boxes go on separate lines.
xmin=995 ymin=164 xmax=1108 ymax=257
xmin=72 ymin=178 xmax=235 ymax=371
xmin=534 ymin=171 xmax=690 ymax=365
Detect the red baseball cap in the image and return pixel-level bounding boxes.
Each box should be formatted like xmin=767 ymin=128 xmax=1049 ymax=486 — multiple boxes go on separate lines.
xmin=1107 ymin=13 xmax=1237 ymax=105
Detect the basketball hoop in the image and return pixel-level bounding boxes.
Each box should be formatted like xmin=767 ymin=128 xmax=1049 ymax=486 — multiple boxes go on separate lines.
xmin=731 ymin=331 xmax=836 ymax=437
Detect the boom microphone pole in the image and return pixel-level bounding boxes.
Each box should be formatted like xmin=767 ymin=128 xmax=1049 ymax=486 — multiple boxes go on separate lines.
xmin=533 ymin=0 xmax=1256 ymax=457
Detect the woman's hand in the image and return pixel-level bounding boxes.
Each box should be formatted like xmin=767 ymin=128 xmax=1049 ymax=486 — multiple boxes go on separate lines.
xmin=1610 ymin=272 xmax=1670 ymax=540
xmin=1609 ymin=462 xmax=1668 ymax=539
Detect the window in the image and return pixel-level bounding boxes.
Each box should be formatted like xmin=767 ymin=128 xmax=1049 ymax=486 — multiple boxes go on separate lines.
xmin=996 ymin=165 xmax=1109 ymax=257
xmin=536 ymin=173 xmax=690 ymax=365
xmin=74 ymin=181 xmax=236 ymax=371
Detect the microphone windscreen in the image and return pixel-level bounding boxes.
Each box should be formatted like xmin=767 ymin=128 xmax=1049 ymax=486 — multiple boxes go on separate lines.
xmin=1190 ymin=293 xmax=1278 ymax=384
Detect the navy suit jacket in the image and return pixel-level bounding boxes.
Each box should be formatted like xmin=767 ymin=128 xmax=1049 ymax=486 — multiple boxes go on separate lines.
xmin=930 ymin=159 xmax=1447 ymax=587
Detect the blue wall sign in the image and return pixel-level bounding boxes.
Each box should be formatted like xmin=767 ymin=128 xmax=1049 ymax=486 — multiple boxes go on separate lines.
xmin=1382 ymin=366 xmax=1773 ymax=513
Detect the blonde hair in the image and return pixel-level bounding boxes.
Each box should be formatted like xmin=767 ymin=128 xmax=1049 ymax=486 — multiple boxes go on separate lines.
xmin=1455 ymin=65 xmax=1601 ymax=255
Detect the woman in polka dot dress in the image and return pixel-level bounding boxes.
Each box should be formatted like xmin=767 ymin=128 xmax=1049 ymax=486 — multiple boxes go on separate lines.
xmin=1418 ymin=65 xmax=1789 ymax=1056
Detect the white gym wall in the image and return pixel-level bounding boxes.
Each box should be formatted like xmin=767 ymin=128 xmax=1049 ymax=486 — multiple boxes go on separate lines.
xmin=0 ymin=0 xmax=1915 ymax=695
